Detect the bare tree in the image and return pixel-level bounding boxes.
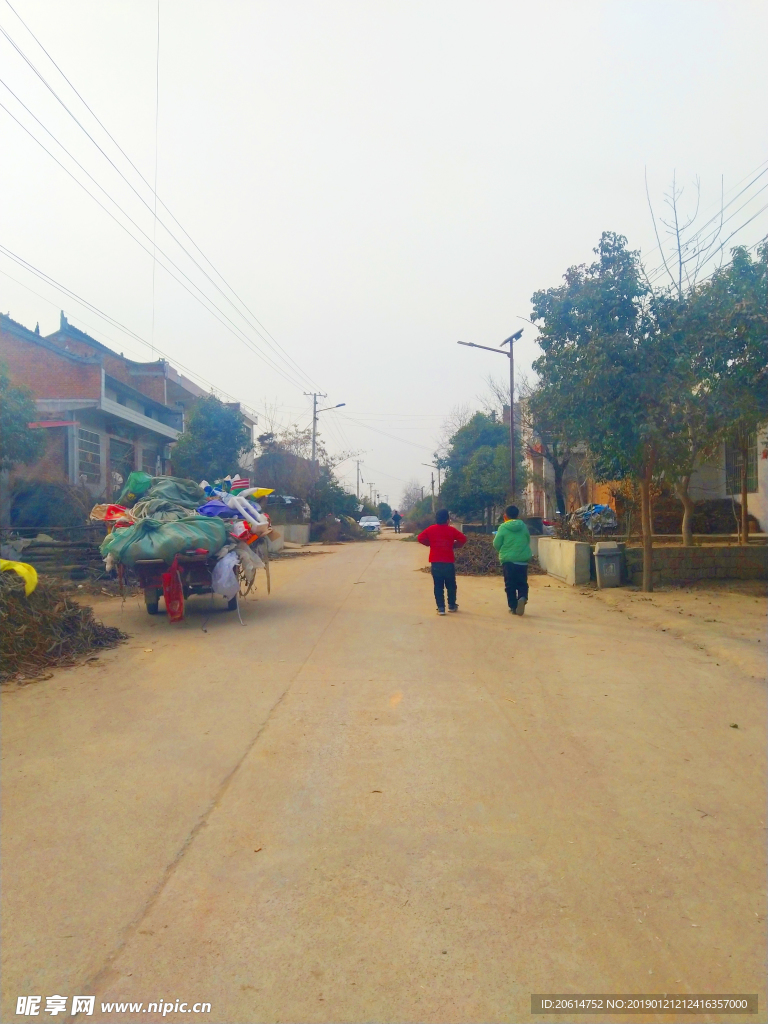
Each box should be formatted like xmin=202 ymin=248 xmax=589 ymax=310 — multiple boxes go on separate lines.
xmin=644 ymin=170 xmax=726 ymax=299
xmin=644 ymin=173 xmax=731 ymax=544
xmin=400 ymin=478 xmax=424 ymax=513
xmin=434 ymin=403 xmax=474 ymax=461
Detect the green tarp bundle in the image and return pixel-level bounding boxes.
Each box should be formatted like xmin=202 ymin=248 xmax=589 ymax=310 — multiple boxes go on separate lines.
xmin=130 ymin=497 xmax=195 ymax=522
xmin=100 ymin=516 xmax=228 ymax=568
xmin=119 ymin=475 xmax=205 ymax=510
xmin=144 ymin=477 xmax=205 ymax=508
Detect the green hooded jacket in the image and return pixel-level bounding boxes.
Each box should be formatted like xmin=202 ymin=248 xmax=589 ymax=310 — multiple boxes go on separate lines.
xmin=492 ymin=518 xmax=532 ymax=564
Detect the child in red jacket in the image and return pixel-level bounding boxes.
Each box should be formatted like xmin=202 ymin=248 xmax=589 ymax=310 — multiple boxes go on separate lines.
xmin=418 ymin=509 xmax=467 ymax=614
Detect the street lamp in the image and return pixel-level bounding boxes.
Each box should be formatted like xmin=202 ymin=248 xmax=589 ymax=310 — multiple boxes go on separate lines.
xmin=457 ymin=328 xmax=523 ymax=498
xmin=304 ymin=392 xmax=346 ymax=462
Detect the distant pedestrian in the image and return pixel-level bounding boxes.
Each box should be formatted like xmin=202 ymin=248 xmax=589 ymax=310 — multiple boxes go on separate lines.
xmin=418 ymin=509 xmax=467 ymax=614
xmin=493 ymin=504 xmax=532 ymax=615
xmin=392 ymin=510 xmax=402 ymax=533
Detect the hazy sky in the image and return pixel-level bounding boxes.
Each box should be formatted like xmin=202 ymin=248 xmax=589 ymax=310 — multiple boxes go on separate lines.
xmin=2 ymin=0 xmax=766 ymax=503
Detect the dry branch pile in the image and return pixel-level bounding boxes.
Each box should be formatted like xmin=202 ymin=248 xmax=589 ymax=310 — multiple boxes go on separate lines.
xmin=453 ymin=534 xmax=546 ymax=577
xmin=0 ymin=572 xmax=128 ymax=683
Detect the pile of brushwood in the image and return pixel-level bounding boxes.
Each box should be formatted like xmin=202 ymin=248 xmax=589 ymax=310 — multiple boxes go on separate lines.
xmin=0 ymin=572 xmax=128 ymax=683
xmin=453 ymin=534 xmax=545 ymax=576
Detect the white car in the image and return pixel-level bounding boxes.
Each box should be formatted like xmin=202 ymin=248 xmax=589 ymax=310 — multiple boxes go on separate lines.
xmin=359 ymin=516 xmax=381 ymax=533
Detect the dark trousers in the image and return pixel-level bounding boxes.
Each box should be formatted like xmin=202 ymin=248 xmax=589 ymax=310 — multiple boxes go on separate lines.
xmin=502 ymin=562 xmax=528 ymax=610
xmin=431 ymin=562 xmax=457 ymax=610
xmin=393 ymin=522 xmax=401 ymax=533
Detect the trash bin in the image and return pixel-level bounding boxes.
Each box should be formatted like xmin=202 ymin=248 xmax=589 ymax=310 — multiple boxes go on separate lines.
xmin=594 ymin=541 xmax=622 ymax=588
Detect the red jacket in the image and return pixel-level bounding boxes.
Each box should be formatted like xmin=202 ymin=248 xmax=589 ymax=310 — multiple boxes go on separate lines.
xmin=417 ymin=523 xmax=467 ymax=563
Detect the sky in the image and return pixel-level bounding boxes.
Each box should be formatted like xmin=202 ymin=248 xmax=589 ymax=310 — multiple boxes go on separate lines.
xmin=1 ymin=0 xmax=767 ymax=505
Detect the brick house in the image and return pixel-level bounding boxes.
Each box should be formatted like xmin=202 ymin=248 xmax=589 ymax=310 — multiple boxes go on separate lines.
xmin=1 ymin=312 xmax=256 ymax=503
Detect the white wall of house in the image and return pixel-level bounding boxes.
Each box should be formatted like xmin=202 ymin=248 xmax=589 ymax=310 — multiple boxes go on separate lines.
xmin=688 ymin=446 xmax=727 ymax=501
xmin=689 ymin=428 xmax=767 ymax=531
xmin=738 ymin=443 xmax=768 ymax=530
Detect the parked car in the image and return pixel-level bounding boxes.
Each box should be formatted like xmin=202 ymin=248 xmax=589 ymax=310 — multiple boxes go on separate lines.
xmin=359 ymin=516 xmax=381 ymax=533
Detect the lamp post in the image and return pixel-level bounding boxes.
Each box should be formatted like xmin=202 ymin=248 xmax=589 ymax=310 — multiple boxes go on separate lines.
xmin=421 ymin=463 xmax=437 ymax=514
xmin=305 ymin=393 xmax=346 ymax=463
xmin=457 ymin=328 xmax=523 ymax=499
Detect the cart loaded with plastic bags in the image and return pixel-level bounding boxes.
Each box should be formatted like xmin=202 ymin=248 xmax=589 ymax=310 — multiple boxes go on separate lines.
xmin=91 ymin=472 xmax=274 ymax=621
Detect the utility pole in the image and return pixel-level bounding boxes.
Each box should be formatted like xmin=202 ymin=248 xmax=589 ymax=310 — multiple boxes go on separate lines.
xmin=356 ymin=460 xmax=361 ymax=500
xmin=422 ymin=461 xmax=442 ymax=505
xmin=457 ymin=328 xmax=523 ymax=499
xmin=304 ymin=393 xmax=345 ymax=464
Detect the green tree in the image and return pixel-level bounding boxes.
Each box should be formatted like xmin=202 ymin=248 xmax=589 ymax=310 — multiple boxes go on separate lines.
xmin=0 ymin=364 xmax=45 ymax=470
xmin=440 ymin=412 xmax=524 ymax=523
xmin=307 ymin=465 xmax=359 ymax=520
xmin=692 ymin=243 xmax=768 ymax=544
xmin=171 ymin=394 xmax=253 ymax=482
xmin=377 ymin=501 xmax=392 ymax=521
xmin=532 ymin=231 xmax=674 ymax=590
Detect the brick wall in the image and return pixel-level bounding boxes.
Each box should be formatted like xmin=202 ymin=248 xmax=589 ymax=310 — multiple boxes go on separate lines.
xmin=46 ymin=329 xmax=167 ymax=404
xmin=623 ymin=545 xmax=768 ymax=586
xmin=1 ymin=326 xmax=101 ymax=399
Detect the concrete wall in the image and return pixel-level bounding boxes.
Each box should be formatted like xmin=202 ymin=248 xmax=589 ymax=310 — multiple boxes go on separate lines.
xmin=537 ymin=538 xmax=591 ymax=586
xmin=688 ymin=446 xmax=727 ymax=501
xmin=266 ymin=527 xmax=285 ymax=553
xmin=282 ymin=524 xmax=310 ymax=545
xmin=624 ymin=545 xmax=768 ymax=587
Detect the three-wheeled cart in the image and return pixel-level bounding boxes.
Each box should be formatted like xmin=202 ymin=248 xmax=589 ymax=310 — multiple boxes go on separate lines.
xmin=135 ymin=553 xmax=238 ymax=616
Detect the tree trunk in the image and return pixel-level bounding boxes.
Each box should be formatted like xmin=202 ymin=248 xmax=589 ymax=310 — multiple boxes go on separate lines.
xmin=576 ymin=473 xmax=586 ymax=506
xmin=639 ymin=473 xmax=654 ymax=592
xmin=553 ymin=463 xmax=566 ymax=515
xmin=674 ymin=476 xmax=695 ymax=547
xmin=740 ymin=441 xmax=749 ymax=546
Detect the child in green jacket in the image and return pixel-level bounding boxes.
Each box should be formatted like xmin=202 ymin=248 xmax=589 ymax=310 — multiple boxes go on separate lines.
xmin=492 ymin=504 xmax=532 ymax=615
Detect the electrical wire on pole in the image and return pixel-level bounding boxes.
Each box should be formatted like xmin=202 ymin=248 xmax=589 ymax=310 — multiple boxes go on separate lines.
xmin=0 ymin=11 xmax=323 ymax=392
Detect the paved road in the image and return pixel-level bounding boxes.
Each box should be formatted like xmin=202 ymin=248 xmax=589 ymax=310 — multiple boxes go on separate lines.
xmin=2 ymin=536 xmax=765 ymax=1023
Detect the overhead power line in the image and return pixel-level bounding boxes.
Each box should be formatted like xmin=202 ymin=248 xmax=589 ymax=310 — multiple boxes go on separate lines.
xmin=641 ymin=158 xmax=768 ymax=268
xmin=0 ymin=96 xmax=313 ymax=391
xmin=643 ymin=162 xmax=768 ymax=285
xmin=0 ymin=5 xmax=321 ymax=391
xmin=0 ymin=244 xmax=262 ymax=418
xmin=337 ymin=413 xmax=436 ymax=451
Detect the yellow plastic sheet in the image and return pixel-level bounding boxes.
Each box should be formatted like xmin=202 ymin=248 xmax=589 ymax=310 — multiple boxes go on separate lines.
xmin=0 ymin=559 xmax=39 ymax=596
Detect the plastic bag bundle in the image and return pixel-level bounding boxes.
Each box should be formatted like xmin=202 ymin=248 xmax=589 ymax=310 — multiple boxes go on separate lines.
xmin=235 ymin=542 xmax=264 ymax=586
xmin=90 ymin=503 xmax=135 ymax=523
xmin=211 ymin=550 xmax=239 ymax=600
xmin=0 ymin=558 xmax=38 ymax=596
xmin=118 ymin=472 xmax=154 ymax=506
xmin=161 ymin=556 xmax=185 ymax=622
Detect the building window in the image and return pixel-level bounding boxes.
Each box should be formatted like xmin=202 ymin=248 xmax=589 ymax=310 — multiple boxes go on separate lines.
xmin=725 ymin=432 xmax=757 ymax=494
xmin=77 ymin=428 xmax=101 ymax=482
xmin=141 ymin=448 xmax=159 ymax=474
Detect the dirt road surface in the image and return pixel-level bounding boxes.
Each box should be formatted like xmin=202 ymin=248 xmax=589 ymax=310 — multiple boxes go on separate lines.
xmin=2 ymin=535 xmax=765 ymax=1023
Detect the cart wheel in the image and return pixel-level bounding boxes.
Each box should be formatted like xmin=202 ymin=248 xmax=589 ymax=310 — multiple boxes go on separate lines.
xmin=227 ymin=595 xmax=238 ymax=611
xmin=145 ymin=587 xmax=160 ymax=615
